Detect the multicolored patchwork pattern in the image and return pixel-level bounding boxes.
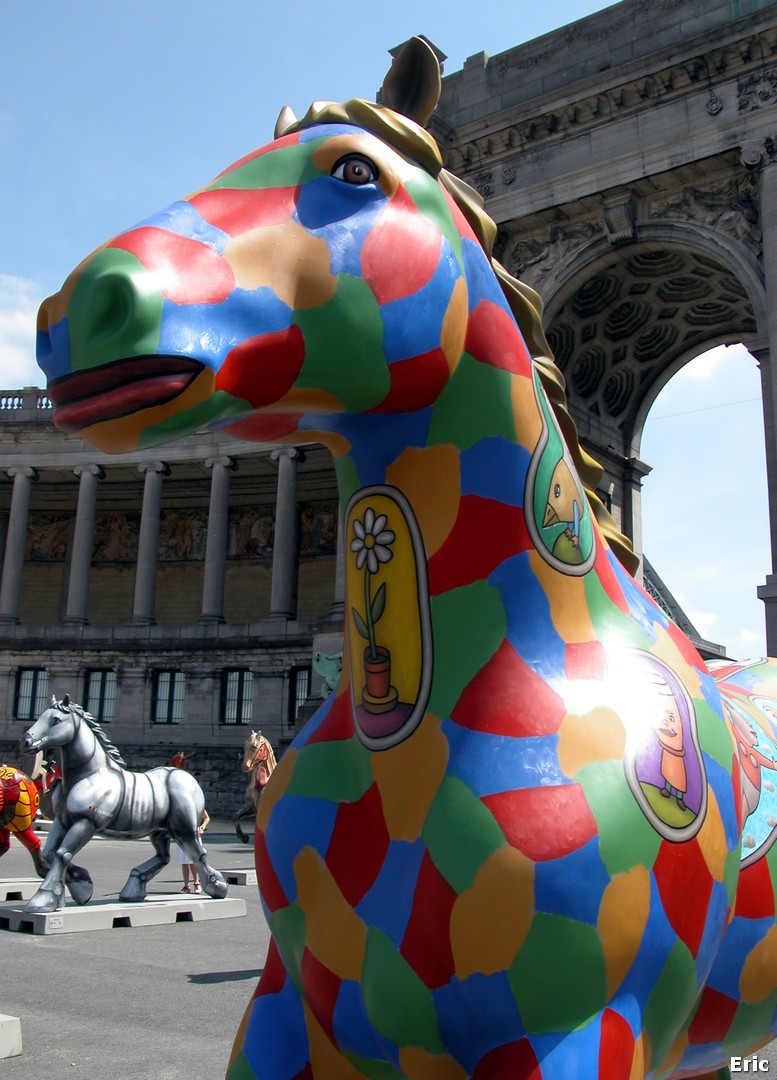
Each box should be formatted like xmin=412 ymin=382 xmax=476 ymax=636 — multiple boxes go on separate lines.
xmin=0 ymin=766 xmax=47 ymax=877
xmin=35 ymin=37 xmax=777 ymax=1080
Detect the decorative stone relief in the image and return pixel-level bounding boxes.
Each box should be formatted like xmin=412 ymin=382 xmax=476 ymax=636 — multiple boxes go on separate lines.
xmin=738 ymin=68 xmax=777 ymax=112
xmin=649 ymin=175 xmax=761 ymax=253
xmin=504 ymin=222 xmax=602 ymax=286
xmin=603 ymin=199 xmax=636 ymax=244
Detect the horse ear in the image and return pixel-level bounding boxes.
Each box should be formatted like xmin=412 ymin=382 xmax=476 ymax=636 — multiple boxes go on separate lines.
xmin=381 ymin=36 xmax=441 ymax=126
xmin=50 ymin=694 xmax=56 ymax=706
xmin=274 ymin=105 xmax=298 ymax=139
xmin=62 ymin=694 xmax=70 ymax=706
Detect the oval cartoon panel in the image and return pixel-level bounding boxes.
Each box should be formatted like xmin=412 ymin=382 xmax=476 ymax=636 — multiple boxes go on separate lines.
xmin=344 ymin=485 xmax=432 ymax=751
xmin=725 ymin=695 xmax=777 ymax=866
xmin=621 ymin=653 xmax=707 ymax=842
xmin=524 ymin=372 xmax=595 ymax=574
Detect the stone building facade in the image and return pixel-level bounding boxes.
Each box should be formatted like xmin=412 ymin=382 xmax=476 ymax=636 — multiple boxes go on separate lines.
xmin=0 ymin=389 xmax=344 ymax=812
xmin=431 ymin=0 xmax=777 ymax=647
xmin=2 ymin=0 xmax=776 ymax=804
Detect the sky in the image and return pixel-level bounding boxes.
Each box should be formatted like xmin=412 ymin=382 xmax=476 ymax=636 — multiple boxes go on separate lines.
xmin=0 ymin=0 xmax=771 ymax=660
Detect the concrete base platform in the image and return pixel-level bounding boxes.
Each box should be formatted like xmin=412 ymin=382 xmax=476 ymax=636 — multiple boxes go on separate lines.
xmin=0 ymin=894 xmax=246 ymax=935
xmin=224 ymin=867 xmax=257 ymax=886
xmin=0 ymin=878 xmax=41 ymax=902
xmin=0 ymin=1014 xmax=22 ymax=1059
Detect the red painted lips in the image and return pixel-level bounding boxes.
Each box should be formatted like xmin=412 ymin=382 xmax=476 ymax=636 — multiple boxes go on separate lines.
xmin=48 ymin=357 xmax=204 ymax=431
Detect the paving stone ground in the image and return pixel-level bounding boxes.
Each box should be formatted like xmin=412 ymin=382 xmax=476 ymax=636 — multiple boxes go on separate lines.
xmin=0 ymin=821 xmax=268 ymax=1080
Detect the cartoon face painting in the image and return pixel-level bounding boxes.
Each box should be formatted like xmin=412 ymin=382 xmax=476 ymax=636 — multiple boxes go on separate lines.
xmin=723 ymin=698 xmax=777 ymax=863
xmin=652 ymin=684 xmax=688 ymax=811
xmin=623 ymin=655 xmax=707 ymax=842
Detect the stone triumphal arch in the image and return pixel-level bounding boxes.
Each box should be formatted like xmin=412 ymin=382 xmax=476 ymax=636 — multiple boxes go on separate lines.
xmin=432 ymin=0 xmax=777 ymax=650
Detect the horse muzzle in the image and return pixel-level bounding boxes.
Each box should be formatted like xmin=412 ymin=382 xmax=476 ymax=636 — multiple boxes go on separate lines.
xmin=21 ymin=732 xmax=42 ymax=754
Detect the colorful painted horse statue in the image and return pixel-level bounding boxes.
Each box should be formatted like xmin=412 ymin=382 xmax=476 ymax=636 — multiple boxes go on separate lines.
xmin=235 ymin=730 xmax=277 ymax=844
xmin=0 ymin=765 xmax=49 ymax=877
xmin=34 ymin=35 xmax=777 ymax=1080
xmin=21 ymin=696 xmax=228 ymax=911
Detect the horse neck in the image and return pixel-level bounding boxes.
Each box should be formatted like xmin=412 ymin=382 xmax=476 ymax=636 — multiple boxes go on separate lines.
xmin=60 ymin=714 xmax=106 ymax=778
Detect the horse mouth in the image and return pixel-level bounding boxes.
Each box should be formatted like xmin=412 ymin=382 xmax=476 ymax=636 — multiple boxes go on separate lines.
xmin=48 ymin=357 xmax=205 ymax=431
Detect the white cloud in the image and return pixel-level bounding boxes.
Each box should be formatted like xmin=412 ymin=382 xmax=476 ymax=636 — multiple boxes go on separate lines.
xmin=0 ymin=274 xmax=46 ymax=389
xmin=686 ymin=609 xmax=721 ymax=639
xmin=675 ymin=343 xmax=751 ymax=383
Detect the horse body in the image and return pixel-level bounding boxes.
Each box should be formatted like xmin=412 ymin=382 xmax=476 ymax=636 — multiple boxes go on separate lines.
xmin=21 ymin=697 xmax=227 ymax=910
xmin=34 ymin=38 xmax=777 ymax=1080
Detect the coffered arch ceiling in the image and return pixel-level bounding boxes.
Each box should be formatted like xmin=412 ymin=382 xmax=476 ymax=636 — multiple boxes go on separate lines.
xmin=542 ymin=243 xmax=758 ymax=457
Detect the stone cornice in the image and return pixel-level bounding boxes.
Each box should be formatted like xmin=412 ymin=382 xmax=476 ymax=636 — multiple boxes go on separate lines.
xmin=436 ymin=26 xmax=777 ymax=178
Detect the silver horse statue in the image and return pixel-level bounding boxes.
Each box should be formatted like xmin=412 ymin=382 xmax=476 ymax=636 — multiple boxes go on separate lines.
xmin=21 ymin=695 xmax=228 ymax=912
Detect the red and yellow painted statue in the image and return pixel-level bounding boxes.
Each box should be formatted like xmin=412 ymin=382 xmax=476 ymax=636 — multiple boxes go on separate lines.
xmin=0 ymin=765 xmax=48 ymax=877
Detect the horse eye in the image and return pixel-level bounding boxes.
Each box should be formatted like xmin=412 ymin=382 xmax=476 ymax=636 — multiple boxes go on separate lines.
xmin=331 ymin=155 xmax=379 ymax=185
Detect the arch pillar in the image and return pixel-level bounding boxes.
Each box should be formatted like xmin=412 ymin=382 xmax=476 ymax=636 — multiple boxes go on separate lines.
xmin=749 ymin=149 xmax=777 ymax=653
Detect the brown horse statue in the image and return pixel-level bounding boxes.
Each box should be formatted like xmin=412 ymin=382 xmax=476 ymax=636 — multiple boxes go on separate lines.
xmin=235 ymin=730 xmax=276 ymax=844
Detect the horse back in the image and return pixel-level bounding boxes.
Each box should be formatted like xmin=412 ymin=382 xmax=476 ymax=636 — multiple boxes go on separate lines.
xmin=102 ymin=765 xmax=201 ymax=836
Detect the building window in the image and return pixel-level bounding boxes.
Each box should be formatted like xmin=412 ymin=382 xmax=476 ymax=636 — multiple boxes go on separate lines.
xmin=14 ymin=668 xmax=50 ymax=721
xmin=84 ymin=670 xmax=117 ymax=723
xmin=152 ymin=670 xmax=185 ymax=724
xmin=221 ymin=669 xmax=253 ymax=725
xmin=289 ymin=666 xmax=311 ymax=727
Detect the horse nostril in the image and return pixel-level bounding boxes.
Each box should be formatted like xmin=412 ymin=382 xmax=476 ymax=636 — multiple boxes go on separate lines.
xmin=84 ymin=272 xmax=144 ymax=343
xmin=67 ymin=250 xmax=165 ymax=369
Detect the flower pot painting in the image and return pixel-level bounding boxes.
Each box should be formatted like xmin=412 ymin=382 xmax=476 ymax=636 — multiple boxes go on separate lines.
xmin=345 ymin=486 xmax=432 ymax=750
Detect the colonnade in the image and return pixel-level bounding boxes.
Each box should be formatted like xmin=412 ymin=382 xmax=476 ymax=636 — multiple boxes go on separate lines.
xmin=0 ymin=447 xmax=343 ymax=627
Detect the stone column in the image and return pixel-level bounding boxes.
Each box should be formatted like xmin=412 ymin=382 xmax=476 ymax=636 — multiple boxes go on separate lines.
xmin=269 ymin=448 xmax=303 ymax=619
xmin=200 ymin=456 xmax=236 ymax=623
xmin=0 ymin=466 xmax=38 ymax=624
xmin=328 ymin=512 xmax=346 ymax=621
xmin=751 ymin=148 xmax=777 ymax=652
xmin=131 ymin=461 xmax=170 ymax=625
xmin=64 ymin=464 xmax=104 ymax=624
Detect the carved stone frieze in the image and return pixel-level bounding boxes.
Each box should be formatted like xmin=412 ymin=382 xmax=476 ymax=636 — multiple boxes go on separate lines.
xmin=504 ymin=222 xmax=603 ymax=287
xmin=738 ymin=68 xmax=777 ymax=112
xmin=649 ymin=174 xmax=761 ymax=253
xmin=443 ymin=29 xmax=776 ymax=179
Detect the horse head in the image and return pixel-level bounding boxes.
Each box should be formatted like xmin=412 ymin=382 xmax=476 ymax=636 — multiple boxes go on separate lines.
xmin=22 ymin=694 xmax=77 ymax=754
xmin=34 ymin=39 xmax=552 ymax=463
xmin=241 ymin=729 xmax=262 ymax=772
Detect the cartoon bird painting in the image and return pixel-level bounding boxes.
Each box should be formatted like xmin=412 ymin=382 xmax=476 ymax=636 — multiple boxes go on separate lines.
xmin=543 ymin=456 xmax=584 ymax=564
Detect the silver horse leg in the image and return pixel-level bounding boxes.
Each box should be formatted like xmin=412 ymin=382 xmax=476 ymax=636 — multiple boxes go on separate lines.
xmin=40 ymin=817 xmax=93 ymax=905
xmin=177 ymin=834 xmax=228 ymax=899
xmin=26 ymin=818 xmax=96 ymax=913
xmin=119 ymin=829 xmax=171 ymax=902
